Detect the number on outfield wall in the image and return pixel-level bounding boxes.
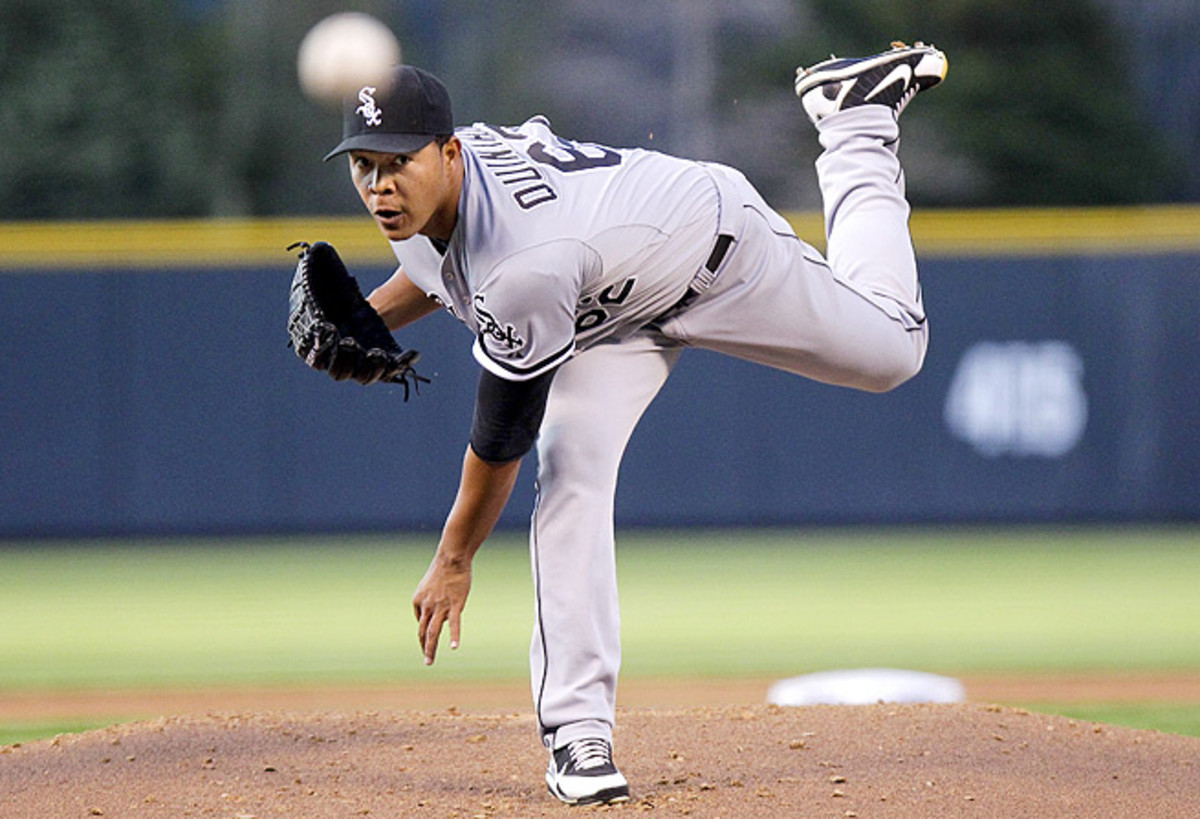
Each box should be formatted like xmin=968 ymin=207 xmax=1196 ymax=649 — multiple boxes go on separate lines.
xmin=943 ymin=340 xmax=1088 ymax=458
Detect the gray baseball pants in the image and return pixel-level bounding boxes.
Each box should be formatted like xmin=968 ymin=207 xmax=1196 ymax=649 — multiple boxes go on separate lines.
xmin=530 ymin=105 xmax=927 ymax=749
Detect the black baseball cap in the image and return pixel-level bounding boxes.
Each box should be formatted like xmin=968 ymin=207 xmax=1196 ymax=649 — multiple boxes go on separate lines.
xmin=323 ymin=65 xmax=454 ymax=161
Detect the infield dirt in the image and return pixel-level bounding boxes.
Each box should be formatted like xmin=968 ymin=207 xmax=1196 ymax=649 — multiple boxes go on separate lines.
xmin=2 ymin=675 xmax=1200 ymax=817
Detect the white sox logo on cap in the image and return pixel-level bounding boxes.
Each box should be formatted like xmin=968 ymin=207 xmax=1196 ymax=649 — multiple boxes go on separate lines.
xmin=323 ymin=65 xmax=454 ymax=160
xmin=356 ymin=86 xmax=383 ymax=127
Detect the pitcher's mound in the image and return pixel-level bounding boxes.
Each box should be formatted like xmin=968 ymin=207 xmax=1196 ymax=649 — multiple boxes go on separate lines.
xmin=2 ymin=703 xmax=1198 ymax=817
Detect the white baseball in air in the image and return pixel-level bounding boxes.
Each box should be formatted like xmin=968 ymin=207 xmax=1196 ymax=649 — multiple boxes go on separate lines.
xmin=297 ymin=12 xmax=401 ymax=104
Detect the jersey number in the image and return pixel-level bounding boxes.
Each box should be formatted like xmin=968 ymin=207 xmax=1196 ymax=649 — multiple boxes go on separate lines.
xmin=521 ymin=133 xmax=627 ymax=331
xmin=576 ymin=276 xmax=636 ymax=333
xmin=527 ymin=139 xmax=621 ymax=173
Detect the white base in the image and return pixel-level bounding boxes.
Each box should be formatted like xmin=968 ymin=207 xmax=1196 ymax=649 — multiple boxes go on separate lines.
xmin=767 ymin=668 xmax=966 ymax=706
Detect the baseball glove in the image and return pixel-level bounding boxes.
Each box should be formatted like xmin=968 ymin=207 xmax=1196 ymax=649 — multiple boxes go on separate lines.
xmin=286 ymin=240 xmax=428 ymax=397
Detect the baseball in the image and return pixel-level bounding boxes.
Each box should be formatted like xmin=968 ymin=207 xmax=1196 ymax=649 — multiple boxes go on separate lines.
xmin=297 ymin=12 xmax=401 ymax=105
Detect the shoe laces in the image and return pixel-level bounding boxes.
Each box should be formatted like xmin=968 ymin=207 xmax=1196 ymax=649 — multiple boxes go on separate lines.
xmin=567 ymin=738 xmax=613 ymax=771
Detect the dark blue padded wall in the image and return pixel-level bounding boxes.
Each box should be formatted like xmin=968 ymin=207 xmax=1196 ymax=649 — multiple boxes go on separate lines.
xmin=2 ymin=252 xmax=1197 ymax=537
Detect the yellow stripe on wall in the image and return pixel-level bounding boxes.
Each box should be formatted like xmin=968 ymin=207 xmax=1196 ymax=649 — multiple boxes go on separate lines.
xmin=1 ymin=205 xmax=1198 ymax=271
xmin=0 ymin=217 xmax=395 ymax=271
xmin=908 ymin=205 xmax=1200 ymax=256
xmin=798 ymin=204 xmax=1200 ymax=256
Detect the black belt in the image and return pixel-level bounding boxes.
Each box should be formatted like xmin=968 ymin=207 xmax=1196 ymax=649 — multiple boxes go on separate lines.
xmin=704 ymin=233 xmax=734 ymax=275
xmin=661 ymin=233 xmax=734 ymax=318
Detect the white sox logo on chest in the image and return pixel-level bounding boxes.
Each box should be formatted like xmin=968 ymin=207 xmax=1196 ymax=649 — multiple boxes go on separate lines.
xmin=474 ymin=294 xmax=525 ymax=352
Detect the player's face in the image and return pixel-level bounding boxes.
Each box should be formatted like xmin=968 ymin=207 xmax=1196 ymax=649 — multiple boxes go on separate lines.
xmin=349 ymin=138 xmax=461 ymax=241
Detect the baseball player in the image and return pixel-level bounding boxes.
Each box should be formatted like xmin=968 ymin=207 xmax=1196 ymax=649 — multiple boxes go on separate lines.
xmin=317 ymin=41 xmax=947 ymax=805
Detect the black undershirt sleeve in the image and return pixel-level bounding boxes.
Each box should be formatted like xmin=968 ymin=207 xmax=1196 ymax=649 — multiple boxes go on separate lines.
xmin=469 ymin=367 xmax=557 ymax=464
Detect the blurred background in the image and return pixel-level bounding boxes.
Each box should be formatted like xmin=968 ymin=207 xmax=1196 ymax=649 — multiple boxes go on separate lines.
xmin=2 ymin=0 xmax=1198 ymax=220
xmin=2 ymin=0 xmax=1199 ymax=538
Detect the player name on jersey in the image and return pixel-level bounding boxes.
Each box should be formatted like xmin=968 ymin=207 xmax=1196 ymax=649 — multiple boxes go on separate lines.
xmin=459 ymin=124 xmax=560 ymax=210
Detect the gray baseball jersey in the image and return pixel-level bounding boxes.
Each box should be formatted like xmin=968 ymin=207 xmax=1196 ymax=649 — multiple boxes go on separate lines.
xmin=389 ymin=116 xmax=722 ymax=381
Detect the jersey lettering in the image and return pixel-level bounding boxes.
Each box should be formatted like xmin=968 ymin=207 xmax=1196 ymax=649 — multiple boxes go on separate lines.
xmin=467 ymin=124 xmax=626 ymax=211
xmin=462 ymin=127 xmax=560 ymax=210
xmin=514 ymin=184 xmax=558 ymax=210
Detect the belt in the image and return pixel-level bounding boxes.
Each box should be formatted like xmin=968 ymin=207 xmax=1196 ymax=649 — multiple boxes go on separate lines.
xmin=662 ymin=233 xmax=734 ymax=318
xmin=702 ymin=233 xmax=734 ymax=281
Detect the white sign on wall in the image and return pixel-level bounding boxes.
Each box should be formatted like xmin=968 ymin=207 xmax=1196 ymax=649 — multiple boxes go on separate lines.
xmin=943 ymin=341 xmax=1088 ymax=458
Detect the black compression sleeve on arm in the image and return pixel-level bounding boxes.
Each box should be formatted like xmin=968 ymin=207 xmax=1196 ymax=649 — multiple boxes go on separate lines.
xmin=469 ymin=367 xmax=556 ymax=463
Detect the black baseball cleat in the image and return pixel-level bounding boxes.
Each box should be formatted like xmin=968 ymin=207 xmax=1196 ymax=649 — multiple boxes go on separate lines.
xmin=795 ymin=41 xmax=948 ymax=124
xmin=545 ymin=737 xmax=630 ymax=805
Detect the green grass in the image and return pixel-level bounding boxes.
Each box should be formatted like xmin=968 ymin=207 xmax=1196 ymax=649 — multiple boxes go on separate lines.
xmin=1037 ymin=704 xmax=1200 ymax=738
xmin=0 ymin=721 xmax=113 ymax=746
xmin=1 ymin=526 xmax=1198 ymax=743
xmin=0 ymin=536 xmax=532 ymax=688
xmin=617 ymin=527 xmax=1200 ymax=675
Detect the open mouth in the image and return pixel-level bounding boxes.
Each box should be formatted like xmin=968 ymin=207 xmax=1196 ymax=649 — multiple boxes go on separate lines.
xmin=373 ymin=209 xmax=409 ymax=233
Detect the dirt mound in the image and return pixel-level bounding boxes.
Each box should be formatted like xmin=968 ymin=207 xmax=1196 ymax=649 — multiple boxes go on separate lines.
xmin=3 ymin=703 xmax=1198 ymax=818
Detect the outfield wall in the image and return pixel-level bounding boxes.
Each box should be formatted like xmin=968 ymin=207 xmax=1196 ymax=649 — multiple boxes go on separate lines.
xmin=2 ymin=208 xmax=1198 ymax=537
